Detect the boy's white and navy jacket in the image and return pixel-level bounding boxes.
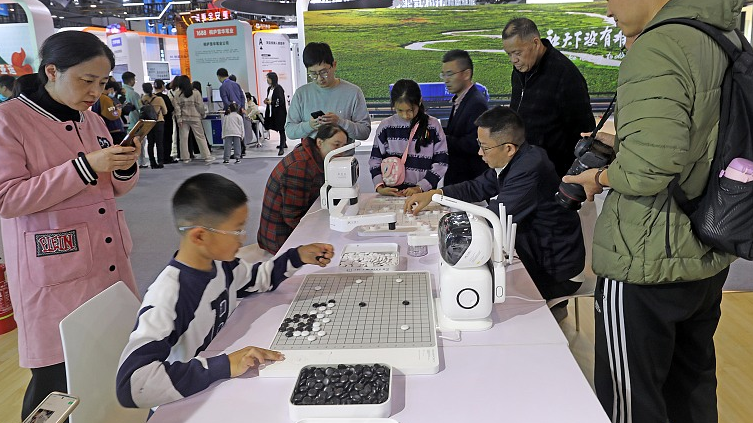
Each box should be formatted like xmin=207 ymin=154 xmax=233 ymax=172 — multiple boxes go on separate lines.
xmin=116 ymin=248 xmax=303 ymax=408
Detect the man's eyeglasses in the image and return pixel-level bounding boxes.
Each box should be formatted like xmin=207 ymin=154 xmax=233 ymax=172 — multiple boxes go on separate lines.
xmin=308 ymin=67 xmax=332 ymax=80
xmin=477 ymin=139 xmax=516 ymax=152
xmin=179 ymin=226 xmax=247 ymax=239
xmin=439 ymin=69 xmax=469 ymax=80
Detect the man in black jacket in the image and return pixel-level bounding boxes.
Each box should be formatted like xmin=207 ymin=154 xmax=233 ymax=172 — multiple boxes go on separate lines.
xmin=154 ymin=79 xmax=176 ymax=163
xmin=441 ymin=49 xmax=489 ymax=185
xmin=404 ymin=106 xmax=584 ymax=311
xmin=502 ymin=18 xmax=595 ymax=177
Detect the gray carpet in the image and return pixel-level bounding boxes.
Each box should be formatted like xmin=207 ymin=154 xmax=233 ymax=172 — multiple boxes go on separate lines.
xmin=118 ymin=150 xmax=753 ymax=296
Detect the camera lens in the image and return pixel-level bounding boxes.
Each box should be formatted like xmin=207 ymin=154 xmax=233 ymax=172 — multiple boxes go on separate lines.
xmin=555 ymin=184 xmax=585 ymax=210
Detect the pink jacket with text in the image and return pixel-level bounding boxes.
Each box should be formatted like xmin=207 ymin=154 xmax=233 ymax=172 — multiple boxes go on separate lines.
xmin=0 ymin=95 xmax=139 ymax=368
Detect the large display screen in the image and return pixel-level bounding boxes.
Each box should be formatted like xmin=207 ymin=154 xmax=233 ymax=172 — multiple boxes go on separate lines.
xmin=304 ymin=1 xmax=622 ymax=99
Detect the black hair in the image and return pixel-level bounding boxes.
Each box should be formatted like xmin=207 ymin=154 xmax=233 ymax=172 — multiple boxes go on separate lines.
xmin=216 ymin=67 xmax=229 ymax=77
xmin=192 ymin=80 xmax=202 ymax=95
xmin=228 ymin=75 xmax=236 ymax=82
xmin=122 ymin=71 xmax=136 ymax=85
xmin=142 ymin=82 xmax=154 ymax=95
xmin=0 ymin=75 xmax=14 ymax=91
xmin=172 ymin=173 xmax=248 ymax=229
xmin=502 ymin=17 xmax=541 ymax=41
xmin=245 ymin=92 xmax=258 ymax=105
xmin=474 ymin=106 xmax=526 ymax=145
xmin=174 ymin=75 xmax=193 ymax=98
xmin=315 ymin=123 xmax=347 ymax=143
xmin=154 ymin=79 xmax=165 ymax=89
xmin=266 ymin=72 xmax=278 ymax=87
xmin=302 ymin=42 xmax=334 ymax=68
xmin=225 ymin=102 xmax=240 ymax=115
xmin=37 ymin=31 xmax=115 ymax=87
xmin=12 ymin=74 xmax=38 ymax=98
xmin=104 ymin=80 xmax=119 ymax=91
xmin=390 ymin=79 xmax=430 ymax=153
xmin=442 ymin=49 xmax=474 ymax=78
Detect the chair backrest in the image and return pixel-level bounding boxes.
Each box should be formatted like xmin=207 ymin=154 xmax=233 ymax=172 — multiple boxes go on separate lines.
xmin=59 ymin=281 xmax=149 ymax=423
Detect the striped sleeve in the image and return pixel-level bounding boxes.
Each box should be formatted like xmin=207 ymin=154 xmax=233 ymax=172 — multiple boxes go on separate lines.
xmin=116 ymin=270 xmax=231 ymax=409
xmin=72 ymin=152 xmax=98 ymax=185
xmin=235 ymin=247 xmax=304 ymax=298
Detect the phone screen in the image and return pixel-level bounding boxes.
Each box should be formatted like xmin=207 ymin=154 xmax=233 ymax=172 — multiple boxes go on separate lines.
xmin=121 ymin=119 xmax=156 ymax=147
xmin=24 ymin=392 xmax=79 ymax=423
xmin=311 ymin=111 xmax=325 ymax=119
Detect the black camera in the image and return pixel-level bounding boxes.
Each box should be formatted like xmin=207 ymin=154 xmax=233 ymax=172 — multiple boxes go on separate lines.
xmin=555 ymin=136 xmax=615 ymax=210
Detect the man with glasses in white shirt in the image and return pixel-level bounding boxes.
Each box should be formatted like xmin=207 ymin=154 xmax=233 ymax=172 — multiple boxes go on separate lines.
xmin=285 ymin=42 xmax=371 ymax=143
xmin=441 ymin=49 xmax=489 ymax=184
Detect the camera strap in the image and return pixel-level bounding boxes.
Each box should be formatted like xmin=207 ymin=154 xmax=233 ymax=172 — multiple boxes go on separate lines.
xmin=591 ymin=94 xmax=617 ymax=138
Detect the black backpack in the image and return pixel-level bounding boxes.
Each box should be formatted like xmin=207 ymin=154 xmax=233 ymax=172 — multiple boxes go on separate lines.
xmin=646 ymin=18 xmax=753 ymax=260
xmin=139 ymin=97 xmax=158 ymax=121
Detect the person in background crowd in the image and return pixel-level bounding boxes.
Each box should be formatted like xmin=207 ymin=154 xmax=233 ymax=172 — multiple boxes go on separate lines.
xmin=369 ymin=79 xmax=448 ymax=197
xmin=440 ymin=49 xmax=489 ymax=185
xmin=285 ymin=42 xmax=371 ymax=144
xmin=173 ymin=75 xmax=214 ymax=163
xmin=562 ymin=0 xmax=740 ymax=421
xmin=245 ymin=92 xmax=267 ymax=146
xmin=502 ymin=17 xmax=595 ymax=178
xmin=11 ymin=74 xmax=39 ymax=98
xmin=154 ymin=79 xmax=176 ymax=164
xmin=217 ymin=67 xmax=245 ymax=111
xmin=264 ymin=71 xmax=287 ymax=156
xmin=258 ymin=124 xmax=348 ymax=254
xmin=92 ymin=80 xmax=126 ymax=144
xmin=222 ymin=103 xmax=244 ymax=164
xmin=141 ymin=82 xmax=168 ymax=168
xmin=405 ymin=106 xmax=585 ymax=320
xmin=0 ymin=74 xmax=14 ymax=101
xmin=121 ymin=71 xmax=148 ymax=168
xmin=0 ymin=30 xmax=141 ymax=421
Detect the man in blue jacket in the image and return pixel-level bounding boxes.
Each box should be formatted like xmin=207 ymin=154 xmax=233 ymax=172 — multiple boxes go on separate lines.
xmin=405 ymin=106 xmax=585 ymax=310
xmin=216 ymin=67 xmax=245 ymax=111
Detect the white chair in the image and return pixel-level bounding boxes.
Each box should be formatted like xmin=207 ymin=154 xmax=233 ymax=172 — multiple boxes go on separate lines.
xmin=547 ymin=274 xmax=597 ymax=331
xmin=59 ymin=281 xmax=149 ymax=423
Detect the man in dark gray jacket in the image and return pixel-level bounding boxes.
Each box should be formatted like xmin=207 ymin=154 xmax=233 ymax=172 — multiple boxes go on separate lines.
xmin=405 ymin=106 xmax=585 ymax=304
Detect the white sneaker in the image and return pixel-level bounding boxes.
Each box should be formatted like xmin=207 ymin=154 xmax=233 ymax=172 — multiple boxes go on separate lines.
xmin=204 ymin=156 xmax=216 ymax=163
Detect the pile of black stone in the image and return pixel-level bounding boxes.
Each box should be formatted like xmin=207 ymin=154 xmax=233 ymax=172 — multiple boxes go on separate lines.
xmin=291 ymin=364 xmax=391 ymax=406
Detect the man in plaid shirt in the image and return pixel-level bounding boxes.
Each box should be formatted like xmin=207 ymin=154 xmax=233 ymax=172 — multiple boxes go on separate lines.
xmin=258 ymin=124 xmax=348 ymax=254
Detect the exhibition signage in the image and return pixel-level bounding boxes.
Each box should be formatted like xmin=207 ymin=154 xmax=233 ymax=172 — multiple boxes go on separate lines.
xmin=252 ymin=31 xmax=294 ymax=111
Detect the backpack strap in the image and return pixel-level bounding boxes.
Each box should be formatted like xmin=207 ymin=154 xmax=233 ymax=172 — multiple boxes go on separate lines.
xmin=400 ymin=123 xmax=420 ymax=164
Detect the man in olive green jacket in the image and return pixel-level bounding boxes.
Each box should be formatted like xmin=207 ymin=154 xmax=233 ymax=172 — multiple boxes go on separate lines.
xmin=563 ymin=0 xmax=741 ymax=422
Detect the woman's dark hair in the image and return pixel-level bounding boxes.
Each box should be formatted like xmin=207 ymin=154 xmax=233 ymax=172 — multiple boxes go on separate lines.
xmin=142 ymin=82 xmax=154 ymax=95
xmin=225 ymin=102 xmax=240 ymax=115
xmin=315 ymin=123 xmax=346 ymax=144
xmin=154 ymin=79 xmax=165 ymax=89
xmin=0 ymin=75 xmax=14 ymax=91
xmin=36 ymin=31 xmax=115 ymax=89
xmin=390 ymin=79 xmax=430 ymax=153
xmin=245 ymin=92 xmax=258 ymax=105
xmin=173 ymin=173 xmax=248 ymax=229
xmin=266 ymin=72 xmax=278 ymax=87
xmin=302 ymin=42 xmax=335 ymax=68
xmin=174 ymin=75 xmax=193 ymax=98
xmin=192 ymin=81 xmax=202 ymax=95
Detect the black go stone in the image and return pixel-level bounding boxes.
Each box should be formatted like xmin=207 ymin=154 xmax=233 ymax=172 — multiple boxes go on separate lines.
xmin=293 ymin=365 xmax=390 ymax=407
xmin=328 ymin=299 xmax=336 ymax=304
xmin=403 ymin=300 xmax=410 ymax=305
xmin=285 ymin=331 xmax=294 ymax=337
xmin=359 ymin=302 xmax=367 ymax=307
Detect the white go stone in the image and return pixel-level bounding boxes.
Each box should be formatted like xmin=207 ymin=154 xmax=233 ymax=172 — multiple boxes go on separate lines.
xmin=400 ymin=325 xmax=410 ymax=331
xmin=312 ymin=322 xmax=321 ymax=329
xmin=326 ymin=303 xmax=335 ymax=308
xmin=314 ymin=286 xmax=322 ymax=291
xmin=307 ymin=335 xmax=317 ymax=341
xmin=395 ymin=278 xmax=403 ymax=283
xmin=293 ymin=331 xmax=302 ymax=337
xmin=317 ymin=330 xmax=326 ymax=336
xmin=355 ymin=279 xmax=363 ymax=284
xmin=301 ymin=331 xmax=310 ymax=336
xmin=318 ymin=306 xmax=326 ymax=311
xmin=322 ymin=318 xmax=331 ymax=323
xmin=309 ymin=309 xmax=317 ymax=315
xmin=317 ymin=313 xmax=325 ymax=319
xmin=324 ymin=310 xmax=333 ymax=315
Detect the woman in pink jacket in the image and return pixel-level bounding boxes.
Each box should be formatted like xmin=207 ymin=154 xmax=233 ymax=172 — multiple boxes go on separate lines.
xmin=0 ymin=31 xmax=142 ymax=420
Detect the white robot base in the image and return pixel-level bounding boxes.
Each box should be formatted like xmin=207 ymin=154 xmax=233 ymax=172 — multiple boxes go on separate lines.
xmin=434 ymin=298 xmax=493 ymax=332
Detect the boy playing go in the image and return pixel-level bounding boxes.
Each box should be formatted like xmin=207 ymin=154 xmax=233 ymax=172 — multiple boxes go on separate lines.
xmin=116 ymin=173 xmax=334 ymax=408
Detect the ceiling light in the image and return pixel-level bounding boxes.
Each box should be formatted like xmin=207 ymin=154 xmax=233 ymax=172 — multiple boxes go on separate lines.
xmin=90 ymin=4 xmax=97 ymax=7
